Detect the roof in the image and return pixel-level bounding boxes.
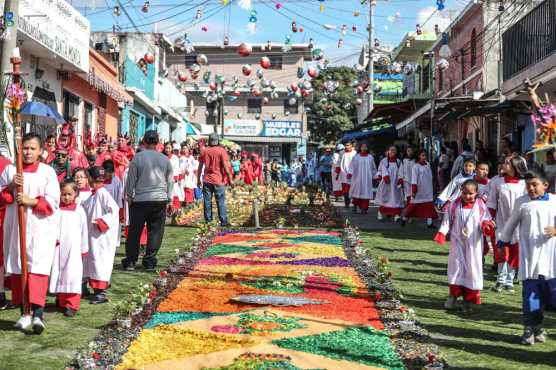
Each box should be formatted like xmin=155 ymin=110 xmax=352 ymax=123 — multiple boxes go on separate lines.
xmin=341 ymin=124 xmax=395 ymax=142
xmin=392 ymin=32 xmax=437 ymax=62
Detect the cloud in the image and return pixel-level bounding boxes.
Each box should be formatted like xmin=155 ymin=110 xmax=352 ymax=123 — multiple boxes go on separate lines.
xmin=416 ymin=6 xmax=453 ymax=33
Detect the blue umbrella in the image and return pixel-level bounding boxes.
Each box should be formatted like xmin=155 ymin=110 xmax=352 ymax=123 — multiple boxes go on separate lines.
xmin=19 ymin=101 xmax=65 ymax=124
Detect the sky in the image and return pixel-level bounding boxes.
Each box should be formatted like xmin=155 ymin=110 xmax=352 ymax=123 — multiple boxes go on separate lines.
xmin=72 ymin=0 xmax=467 ymax=66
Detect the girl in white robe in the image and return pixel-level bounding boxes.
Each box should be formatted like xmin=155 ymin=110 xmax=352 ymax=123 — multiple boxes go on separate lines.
xmin=339 ymin=142 xmax=356 ymax=207
xmin=331 ymin=147 xmax=343 ymax=199
xmin=164 ymin=143 xmax=184 ymax=210
xmin=82 ymin=166 xmax=120 ymax=304
xmin=475 ymin=162 xmax=490 ymax=201
xmin=102 ymin=160 xmax=124 ymax=248
xmin=398 ymin=147 xmax=416 ymax=204
xmin=403 ymin=151 xmax=437 ymax=226
xmin=348 ymin=143 xmax=377 ymax=213
xmin=498 ymin=172 xmax=556 ymax=344
xmin=74 ymin=168 xmax=92 ymax=205
xmin=486 ymin=154 xmax=528 ymax=292
xmin=375 ymin=146 xmax=404 ymax=220
xmin=50 ymin=180 xmax=88 ymax=316
xmin=435 ymin=159 xmax=476 ymax=209
xmin=434 ymin=180 xmax=493 ymax=311
xmin=180 ymin=149 xmax=198 ymax=205
xmin=0 ymin=133 xmax=60 ymax=333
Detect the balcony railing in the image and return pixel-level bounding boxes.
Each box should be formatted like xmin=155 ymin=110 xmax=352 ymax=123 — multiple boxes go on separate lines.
xmin=502 ymin=0 xmax=556 ymax=80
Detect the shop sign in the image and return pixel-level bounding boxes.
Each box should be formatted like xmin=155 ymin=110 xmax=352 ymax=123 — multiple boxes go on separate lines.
xmin=18 ymin=0 xmax=90 ymax=72
xmin=223 ymin=119 xmax=262 ymax=136
xmin=263 ymin=120 xmax=303 ymax=137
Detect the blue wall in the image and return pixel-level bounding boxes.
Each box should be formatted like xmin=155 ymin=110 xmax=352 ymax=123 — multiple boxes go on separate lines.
xmin=123 ymin=57 xmax=155 ymax=100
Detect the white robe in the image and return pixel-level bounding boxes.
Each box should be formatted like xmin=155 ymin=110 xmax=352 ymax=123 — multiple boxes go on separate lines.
xmin=500 ymin=194 xmax=556 ymax=281
xmin=437 ymin=173 xmax=474 ymax=206
xmin=0 ymin=163 xmax=60 ymax=275
xmin=486 ymin=178 xmax=527 ymax=244
xmin=339 ymin=150 xmax=356 ymax=184
xmin=331 ymin=152 xmax=343 ymax=192
xmin=180 ymin=155 xmax=198 ymax=189
xmin=169 ymin=154 xmax=184 ymax=201
xmin=411 ymin=162 xmax=434 ymax=203
xmin=477 ymin=179 xmax=490 ymax=202
xmin=49 ymin=206 xmax=88 ymax=294
xmin=82 ymin=187 xmax=120 ymax=283
xmin=77 ymin=189 xmax=92 ymax=205
xmin=375 ymin=158 xmax=404 ymax=209
xmin=439 ymin=199 xmax=490 ymax=290
xmin=104 ymin=176 xmax=124 ymax=208
xmin=399 ymin=158 xmax=415 ymax=200
xmin=348 ymin=154 xmax=377 ymax=200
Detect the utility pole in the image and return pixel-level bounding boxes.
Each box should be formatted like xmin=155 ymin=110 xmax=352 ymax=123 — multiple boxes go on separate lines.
xmin=367 ymin=0 xmax=376 ymax=118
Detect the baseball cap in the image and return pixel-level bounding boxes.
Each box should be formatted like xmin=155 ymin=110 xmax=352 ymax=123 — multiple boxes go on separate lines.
xmin=208 ymin=133 xmax=219 ymax=146
xmin=89 ymin=166 xmax=105 ymax=181
xmin=336 ymin=143 xmax=345 ymax=151
xmin=143 ymin=130 xmax=159 ymax=145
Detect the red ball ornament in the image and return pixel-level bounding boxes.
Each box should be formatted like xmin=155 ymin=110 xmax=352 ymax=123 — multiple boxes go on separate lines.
xmin=260 ymin=56 xmax=271 ymax=69
xmin=178 ymin=72 xmax=188 ymax=82
xmin=356 ymin=85 xmax=364 ymax=94
xmin=233 ymin=89 xmax=241 ymax=97
xmin=238 ymin=43 xmax=252 ymax=57
xmin=290 ymin=82 xmax=299 ymax=92
xmin=251 ymin=88 xmax=262 ymax=97
xmin=242 ymin=64 xmax=252 ymax=76
xmin=144 ymin=53 xmax=155 ymax=64
xmin=209 ymin=82 xmax=217 ymax=91
xmin=307 ymin=67 xmax=318 ymax=78
xmin=302 ymin=89 xmax=310 ymax=97
xmin=299 ymin=27 xmax=304 ymax=33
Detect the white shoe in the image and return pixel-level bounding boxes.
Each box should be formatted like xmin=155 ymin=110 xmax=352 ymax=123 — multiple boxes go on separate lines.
xmin=377 ymin=212 xmax=383 ymax=221
xmin=14 ymin=315 xmax=32 ymax=330
xmin=32 ymin=317 xmax=45 ymax=334
xmin=394 ymin=215 xmax=401 ymax=222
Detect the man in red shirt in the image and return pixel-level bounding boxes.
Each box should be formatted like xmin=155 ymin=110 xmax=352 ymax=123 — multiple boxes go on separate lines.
xmin=197 ymin=134 xmax=234 ymax=226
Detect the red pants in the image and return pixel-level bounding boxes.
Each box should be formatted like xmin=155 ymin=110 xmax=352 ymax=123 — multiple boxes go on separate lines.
xmin=88 ymin=279 xmax=109 ymax=290
xmin=184 ymin=188 xmax=194 ymax=203
xmin=333 ymin=190 xmax=343 ymax=197
xmin=449 ymin=284 xmax=481 ymax=304
xmin=495 ymin=243 xmax=519 ymax=268
xmin=352 ymin=198 xmax=370 ymax=211
xmin=171 ymin=196 xmax=181 ymax=210
xmin=57 ymin=293 xmax=81 ymax=311
xmin=10 ymin=273 xmax=49 ymax=307
xmin=378 ymin=206 xmax=402 ymax=216
xmin=341 ymin=183 xmax=350 ymax=195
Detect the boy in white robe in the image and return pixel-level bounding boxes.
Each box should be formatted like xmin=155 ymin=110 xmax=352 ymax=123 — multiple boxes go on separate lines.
xmin=475 ymin=162 xmax=490 ymax=201
xmin=339 ymin=141 xmax=356 ymax=208
xmin=376 ymin=146 xmax=404 ymax=220
xmin=180 ymin=147 xmax=198 ymax=205
xmin=487 ymin=154 xmax=528 ymax=292
xmin=498 ymin=171 xmax=556 ymax=345
xmin=164 ymin=142 xmax=184 ymax=210
xmin=82 ymin=166 xmax=120 ymax=304
xmin=348 ymin=143 xmax=377 ymax=214
xmin=50 ymin=180 xmax=88 ymax=316
xmin=398 ymin=147 xmax=416 ymax=204
xmin=0 ymin=133 xmax=60 ymax=334
xmin=435 ymin=159 xmax=476 ymax=209
xmin=434 ymin=179 xmax=494 ymax=312
xmin=402 ymin=151 xmax=437 ymax=227
xmin=102 ymin=160 xmax=124 ymax=248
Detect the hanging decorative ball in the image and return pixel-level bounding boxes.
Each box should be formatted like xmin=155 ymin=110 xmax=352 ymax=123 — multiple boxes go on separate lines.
xmin=256 ymin=69 xmax=264 ymax=79
xmin=437 ymin=58 xmax=449 ymax=70
xmin=299 ymin=27 xmax=304 ymax=32
xmin=416 ymin=23 xmax=422 ymax=35
xmin=238 ymin=43 xmax=252 ymax=57
xmin=355 ymin=98 xmax=363 ymax=106
xmin=255 ymin=113 xmax=261 ymax=119
xmin=439 ymin=43 xmax=452 ymax=58
xmin=434 ymin=24 xmax=440 ymax=35
xmin=212 ymin=108 xmax=218 ymax=116
xmin=352 ymin=25 xmax=357 ymax=32
xmin=285 ymin=111 xmax=290 ymax=116
xmin=178 ymin=72 xmax=188 ymax=82
xmin=204 ymin=110 xmax=210 ymax=117
xmin=223 ymin=36 xmax=230 ymax=46
xmin=356 ymin=85 xmax=364 ymax=94
xmin=307 ymin=67 xmax=318 ymax=78
xmin=259 ymin=79 xmax=269 ymax=88
xmin=302 ymin=89 xmax=310 ymax=97
xmin=113 ymin=6 xmax=121 ymax=16
xmin=353 ymin=10 xmax=360 ymax=16
xmin=403 ymin=63 xmax=416 ymax=75
xmin=275 ymin=2 xmax=283 ymax=9
xmin=294 ymin=90 xmax=302 ymax=98
xmin=194 ymin=82 xmax=200 ymax=89
xmin=142 ymin=1 xmax=150 ymax=13
xmin=303 ymin=80 xmax=312 ymax=90
xmin=144 ymin=53 xmax=155 ymax=64
xmin=311 ymin=48 xmax=324 ymax=61
xmin=189 ymin=63 xmax=201 ymax=73
xmin=320 ymin=4 xmax=325 ymax=12
xmin=260 ymin=56 xmax=271 ymax=69
xmin=201 ymin=25 xmax=208 ymax=32
xmin=263 ymin=97 xmax=269 ymax=105
xmin=391 ymin=62 xmax=402 ymax=73
xmin=251 ymin=88 xmax=262 ymax=96
xmin=291 ymin=21 xmax=298 ymax=33
xmin=297 ymin=67 xmax=304 ymax=79
xmin=269 ymin=80 xmax=277 ymax=89
xmin=224 ymin=109 xmax=229 ymax=116
xmin=377 ymin=55 xmax=391 ymax=66
xmin=237 ymin=113 xmax=242 ymax=119
xmin=202 ymin=71 xmax=211 ymax=83
xmin=291 ymin=82 xmax=299 ymax=92
xmin=209 ymin=82 xmax=217 ymax=91
xmin=232 ymin=88 xmax=241 ymax=97
xmin=242 ymin=64 xmax=252 ymax=76
xmin=247 ymin=79 xmax=256 ymax=88
xmin=196 ymin=54 xmax=208 ymax=65
xmin=272 ymin=113 xmax=277 ymax=119
xmin=436 ymin=0 xmax=445 ymax=11
xmin=215 ymin=75 xmax=226 ymax=84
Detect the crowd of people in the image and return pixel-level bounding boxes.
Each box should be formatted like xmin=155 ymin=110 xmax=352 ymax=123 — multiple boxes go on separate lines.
xmin=325 ymin=138 xmax=555 ymax=346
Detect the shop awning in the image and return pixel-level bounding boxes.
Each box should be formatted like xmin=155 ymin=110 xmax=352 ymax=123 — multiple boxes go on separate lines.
xmin=366 ymin=101 xmax=416 ymax=124
xmin=185 ymin=120 xmax=200 ymax=135
xmin=341 ymin=125 xmax=395 ymax=142
xmin=221 ymin=136 xmax=301 ymax=143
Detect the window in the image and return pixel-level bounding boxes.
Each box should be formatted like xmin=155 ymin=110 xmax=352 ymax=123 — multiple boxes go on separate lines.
xmin=247 ymin=98 xmax=261 ymax=113
xmin=84 ymin=102 xmax=94 ymax=140
xmin=269 ymin=54 xmax=283 ymax=70
xmin=470 ymin=28 xmax=477 ymax=67
xmin=284 ymin=99 xmax=298 ymax=114
xmin=63 ymin=90 xmax=80 ymax=121
xmin=184 ymin=54 xmax=197 ymax=67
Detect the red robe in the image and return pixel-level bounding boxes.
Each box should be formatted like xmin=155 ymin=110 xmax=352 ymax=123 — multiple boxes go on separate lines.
xmin=240 ymin=160 xmax=254 ymax=185
xmin=251 ymin=154 xmax=264 ymax=184
xmin=68 ymin=148 xmax=89 ymax=169
xmin=94 ymin=151 xmax=112 ymax=167
xmin=0 ymin=156 xmax=12 ymax=268
xmin=111 ymin=150 xmax=130 ymax=180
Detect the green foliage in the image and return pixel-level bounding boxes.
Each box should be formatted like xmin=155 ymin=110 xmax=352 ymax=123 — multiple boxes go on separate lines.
xmin=308 ymin=67 xmax=359 ymax=143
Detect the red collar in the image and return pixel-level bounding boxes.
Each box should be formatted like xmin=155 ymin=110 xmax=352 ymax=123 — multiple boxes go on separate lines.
xmin=360 ymin=152 xmax=368 ymax=157
xmin=461 ymin=200 xmax=475 ymax=209
xmin=388 ymin=157 xmax=397 ymax=162
xmin=60 ymin=203 xmax=77 ymax=211
xmin=23 ymin=161 xmax=40 ymax=173
xmin=418 ymin=160 xmax=427 ymax=166
xmin=80 ymin=185 xmax=91 ymax=192
xmin=345 ymin=148 xmax=352 ymax=153
xmin=475 ymin=176 xmax=488 ymax=185
xmin=504 ymin=176 xmax=520 ymax=184
xmin=91 ymin=184 xmax=103 ymax=194
xmin=103 ymin=178 xmax=112 ymax=185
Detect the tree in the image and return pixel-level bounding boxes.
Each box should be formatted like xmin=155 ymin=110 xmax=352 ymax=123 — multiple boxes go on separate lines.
xmin=307 ymin=66 xmax=359 ymax=143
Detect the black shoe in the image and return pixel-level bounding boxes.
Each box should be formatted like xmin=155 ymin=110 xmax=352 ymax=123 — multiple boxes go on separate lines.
xmin=122 ymin=259 xmax=136 ymax=271
xmin=221 ymin=222 xmax=231 ymax=227
xmin=63 ymin=307 xmax=76 ymax=317
xmin=90 ymin=292 xmax=109 ymax=304
xmin=0 ymin=293 xmax=10 ymax=310
xmin=82 ymin=283 xmax=91 ymax=297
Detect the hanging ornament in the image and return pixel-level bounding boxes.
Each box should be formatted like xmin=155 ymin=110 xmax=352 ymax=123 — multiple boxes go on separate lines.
xmin=439 ymin=33 xmax=451 ymax=58
xmin=255 ymin=113 xmax=261 ymax=120
xmin=283 ymin=35 xmax=292 ymax=52
xmin=238 ymin=43 xmax=252 ymax=57
xmin=221 ymin=0 xmax=229 ymax=5
xmin=142 ymin=1 xmax=149 ymax=13
xmin=256 ymin=69 xmax=264 ymax=79
xmin=405 ymin=38 xmax=411 ymax=48
xmin=355 ymin=98 xmax=363 ymax=106
xmin=498 ymin=0 xmax=505 ymax=11
xmin=212 ymin=108 xmax=218 ymax=116
xmin=312 ymin=48 xmax=324 ymax=60
xmin=391 ymin=62 xmax=402 ymax=74
xmin=178 ymin=72 xmax=188 ymax=82
xmin=202 ymin=71 xmax=211 ymax=83
xmin=323 ymin=24 xmax=336 ymax=30
xmin=352 ymin=25 xmax=357 ymax=32
xmin=436 ymin=58 xmax=449 ymax=70
xmin=337 ymin=38 xmax=344 ymax=48
xmin=303 ymin=80 xmax=312 ymax=90
xmin=299 ymin=26 xmax=304 ymax=32
xmin=272 ymin=113 xmax=277 ymax=119
xmin=416 ymin=24 xmax=422 ymax=35
xmin=384 ymin=25 xmax=389 ymax=31
xmin=260 ymin=56 xmax=271 ymax=69
xmin=302 ymin=89 xmax=310 ymax=98
xmin=232 ymin=88 xmax=241 ymax=97
xmin=320 ymin=4 xmax=325 ymax=12
xmin=247 ymin=10 xmax=257 ymax=35
xmin=341 ymin=24 xmax=347 ymax=36
xmin=144 ymin=53 xmax=155 ymax=64
xmin=209 ymin=82 xmax=217 ymax=91
xmin=251 ymin=88 xmax=262 ymax=96
xmin=223 ymin=36 xmax=230 ymax=46
xmin=356 ymin=85 xmax=364 ymax=95
xmin=275 ymin=3 xmax=283 ymax=10
xmin=204 ymin=110 xmax=210 ymax=117
xmin=291 ymin=21 xmax=298 ymax=33
xmin=307 ymin=67 xmax=318 ymax=78
xmin=194 ymin=82 xmax=200 ymax=89
xmin=308 ymin=38 xmax=314 ymax=50
xmin=294 ymin=90 xmax=302 ymax=98
xmin=237 ymin=112 xmax=242 ymax=119
xmin=290 ymin=82 xmax=299 ymax=92
xmin=196 ymin=54 xmax=208 ymax=65
xmin=195 ymin=8 xmax=203 ymax=20
xmin=403 ymin=63 xmax=416 ymax=75
xmin=242 ymin=64 xmax=252 ymax=76
xmin=269 ymin=80 xmax=277 ymax=89
xmin=285 ymin=111 xmax=290 ymax=116
xmin=261 ymin=79 xmax=270 ymax=88
xmin=263 ymin=97 xmax=269 ymax=105
xmin=374 ymin=38 xmax=380 ymax=48
xmin=434 ymin=24 xmax=440 ymax=35
xmin=246 ymin=79 xmax=256 ymax=88
xmin=224 ymin=109 xmax=229 ymax=116
xmin=353 ymin=10 xmax=360 ymax=17
xmin=297 ymin=67 xmax=304 ymax=79
xmin=238 ymin=0 xmax=252 ymax=10
xmin=189 ymin=63 xmax=201 ymax=74
xmin=114 ymin=6 xmax=121 ymax=16
xmin=215 ymin=75 xmax=226 ymax=85
xmin=201 ymin=25 xmax=208 ymax=32
xmin=436 ymin=0 xmax=445 ymax=11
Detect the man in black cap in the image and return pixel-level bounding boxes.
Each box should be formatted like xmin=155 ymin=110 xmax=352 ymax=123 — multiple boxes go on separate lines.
xmin=123 ymin=130 xmax=173 ymax=270
xmin=197 ymin=133 xmax=234 ymax=226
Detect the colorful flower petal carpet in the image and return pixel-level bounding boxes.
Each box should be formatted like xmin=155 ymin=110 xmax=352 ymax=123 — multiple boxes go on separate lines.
xmin=116 ymin=229 xmax=406 ymax=370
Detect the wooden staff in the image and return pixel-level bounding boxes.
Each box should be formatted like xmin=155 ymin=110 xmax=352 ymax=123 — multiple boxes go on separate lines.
xmin=10 ymin=51 xmax=29 ymax=314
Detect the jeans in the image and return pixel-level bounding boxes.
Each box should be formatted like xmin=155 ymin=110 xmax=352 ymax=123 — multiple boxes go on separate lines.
xmin=522 ymin=276 xmax=556 ymax=327
xmin=125 ymin=201 xmax=167 ymax=268
xmin=203 ymin=183 xmax=228 ymax=225
xmin=497 ymin=262 xmax=515 ymax=286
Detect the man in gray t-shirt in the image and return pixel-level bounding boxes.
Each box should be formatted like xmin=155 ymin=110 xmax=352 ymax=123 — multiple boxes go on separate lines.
xmin=123 ymin=130 xmax=173 ymax=271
